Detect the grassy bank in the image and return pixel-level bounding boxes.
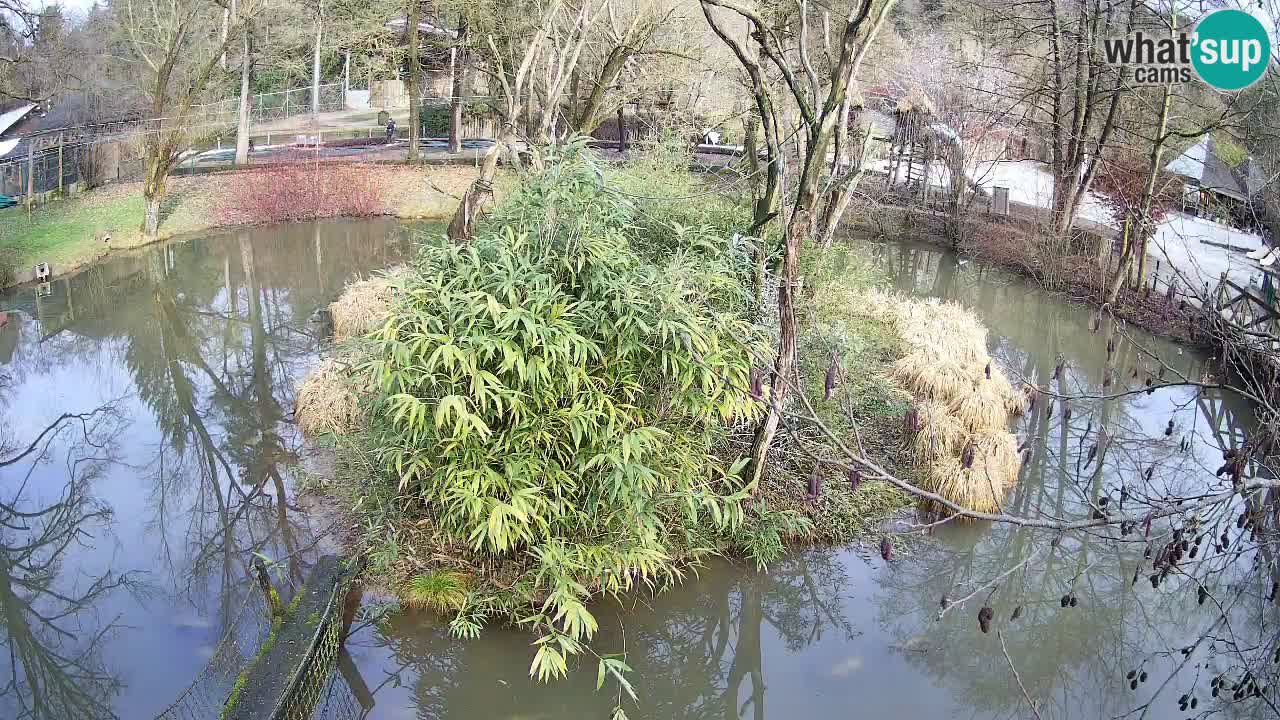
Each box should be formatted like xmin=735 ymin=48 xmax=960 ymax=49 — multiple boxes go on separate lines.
xmin=0 ymin=163 xmax=485 ymax=287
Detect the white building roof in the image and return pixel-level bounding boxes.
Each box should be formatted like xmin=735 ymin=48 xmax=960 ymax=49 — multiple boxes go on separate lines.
xmin=0 ymin=104 xmax=36 ymax=137
xmin=1165 ymin=138 xmax=1208 ymax=181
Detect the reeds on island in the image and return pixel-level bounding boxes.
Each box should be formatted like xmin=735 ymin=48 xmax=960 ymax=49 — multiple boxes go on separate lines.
xmin=862 ymin=290 xmax=1025 ymax=516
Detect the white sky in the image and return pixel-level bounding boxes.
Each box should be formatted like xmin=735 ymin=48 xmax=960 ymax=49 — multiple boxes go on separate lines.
xmin=43 ymin=0 xmax=97 ymax=19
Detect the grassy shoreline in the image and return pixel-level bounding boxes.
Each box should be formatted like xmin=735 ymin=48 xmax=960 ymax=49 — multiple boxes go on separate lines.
xmin=0 ymin=163 xmax=485 ymax=289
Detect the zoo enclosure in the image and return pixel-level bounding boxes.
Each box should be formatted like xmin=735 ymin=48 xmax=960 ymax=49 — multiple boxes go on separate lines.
xmin=0 ymin=88 xmax=502 ymax=205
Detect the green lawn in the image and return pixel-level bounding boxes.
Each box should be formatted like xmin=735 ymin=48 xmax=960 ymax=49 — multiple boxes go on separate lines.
xmin=0 ymin=163 xmax=476 ymax=286
xmin=0 ymin=188 xmax=146 ymax=271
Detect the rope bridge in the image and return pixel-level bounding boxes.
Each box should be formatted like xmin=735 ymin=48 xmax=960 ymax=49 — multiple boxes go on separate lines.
xmin=154 ymin=556 xmax=370 ymax=720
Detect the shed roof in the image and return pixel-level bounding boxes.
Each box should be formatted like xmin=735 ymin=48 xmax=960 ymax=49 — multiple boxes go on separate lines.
xmin=1165 ymin=136 xmax=1254 ymax=201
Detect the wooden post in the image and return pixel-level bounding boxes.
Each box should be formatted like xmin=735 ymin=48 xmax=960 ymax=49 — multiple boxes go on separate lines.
xmin=26 ymin=141 xmax=35 ymax=207
xmin=617 ymin=104 xmax=626 ymax=153
xmin=253 ymin=556 xmax=284 ymax=617
xmin=57 ymin=133 xmax=64 ymax=195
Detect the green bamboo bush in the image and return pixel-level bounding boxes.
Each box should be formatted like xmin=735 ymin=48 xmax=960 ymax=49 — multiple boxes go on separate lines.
xmin=357 ymin=141 xmax=790 ymax=684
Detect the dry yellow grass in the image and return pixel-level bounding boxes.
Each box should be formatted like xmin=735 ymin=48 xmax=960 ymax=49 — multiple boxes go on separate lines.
xmin=889 ymin=355 xmax=970 ymax=404
xmin=989 ymin=364 xmax=1028 ymax=415
xmin=912 ymin=400 xmax=965 ymax=463
xmin=946 ymin=382 xmax=1013 ymax=434
xmin=330 ymin=266 xmax=406 ymax=340
xmin=925 ymin=431 xmax=1021 ymax=515
xmin=296 ymin=357 xmax=363 ymax=436
xmin=861 ymin=289 xmax=1023 ymax=516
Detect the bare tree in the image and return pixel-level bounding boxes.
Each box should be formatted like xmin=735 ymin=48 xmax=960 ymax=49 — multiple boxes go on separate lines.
xmin=701 ymin=0 xmax=897 ymax=485
xmin=445 ymin=0 xmax=564 ymax=242
xmin=569 ymin=0 xmax=690 ymax=135
xmin=118 ymin=0 xmax=244 ymax=236
xmin=0 ymin=1 xmax=74 ymax=103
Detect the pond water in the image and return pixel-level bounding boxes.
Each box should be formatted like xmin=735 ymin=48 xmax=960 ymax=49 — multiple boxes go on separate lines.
xmin=0 ymin=222 xmax=1264 ymax=720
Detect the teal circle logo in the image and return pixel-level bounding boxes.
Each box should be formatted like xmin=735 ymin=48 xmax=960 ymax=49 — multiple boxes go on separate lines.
xmin=1191 ymin=9 xmax=1272 ymax=91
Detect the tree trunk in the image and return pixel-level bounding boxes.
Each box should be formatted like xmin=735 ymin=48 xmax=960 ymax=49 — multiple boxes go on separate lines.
xmin=817 ymin=125 xmax=869 ymax=247
xmin=235 ymin=28 xmax=253 ymax=166
xmin=616 ymin=105 xmax=626 ymax=153
xmin=574 ymin=44 xmax=630 ymax=134
xmin=220 ymin=7 xmax=230 ymax=70
xmin=142 ymin=155 xmax=166 ymax=237
xmin=449 ymin=18 xmax=468 ymax=154
xmin=406 ymin=0 xmax=420 ymax=161
xmin=746 ymin=209 xmax=806 ymax=486
xmin=311 ymin=3 xmax=323 ymax=132
xmin=743 ymin=109 xmax=759 ymax=192
xmin=447 ymin=124 xmax=510 ymax=243
xmin=1105 ymin=82 xmax=1173 ymax=304
xmin=24 ymin=141 xmax=33 ymax=208
xmin=817 ymin=168 xmax=866 ymax=247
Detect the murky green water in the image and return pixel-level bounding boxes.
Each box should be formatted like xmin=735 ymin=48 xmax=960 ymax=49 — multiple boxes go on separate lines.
xmin=0 ymin=218 xmax=415 ymax=719
xmin=0 ymin=224 xmax=1264 ymax=719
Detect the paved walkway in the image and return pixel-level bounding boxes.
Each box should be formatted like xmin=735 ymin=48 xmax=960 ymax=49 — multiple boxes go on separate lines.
xmin=183 ymin=137 xmax=496 ymax=170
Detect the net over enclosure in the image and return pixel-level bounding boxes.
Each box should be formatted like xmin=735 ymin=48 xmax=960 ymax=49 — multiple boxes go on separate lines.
xmin=153 ymin=555 xmax=368 ymax=720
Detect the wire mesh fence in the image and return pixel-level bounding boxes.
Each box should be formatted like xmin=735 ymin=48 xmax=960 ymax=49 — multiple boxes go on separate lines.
xmin=0 ymin=134 xmax=150 ymax=203
xmin=199 ymin=84 xmax=348 ymax=126
xmin=0 ymin=87 xmax=510 ymax=209
xmin=268 ymin=560 xmax=359 ymax=720
xmin=148 ymin=591 xmax=275 ymax=720
xmin=152 ymin=556 xmax=361 ymax=720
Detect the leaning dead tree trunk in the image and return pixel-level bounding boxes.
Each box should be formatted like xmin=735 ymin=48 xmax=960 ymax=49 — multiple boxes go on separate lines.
xmin=446 ymin=125 xmax=509 ymax=241
xmin=447 ymin=1 xmax=561 ymax=243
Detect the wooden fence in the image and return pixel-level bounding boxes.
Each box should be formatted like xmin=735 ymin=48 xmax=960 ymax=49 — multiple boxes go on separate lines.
xmin=1211 ymin=273 xmax=1280 ymax=352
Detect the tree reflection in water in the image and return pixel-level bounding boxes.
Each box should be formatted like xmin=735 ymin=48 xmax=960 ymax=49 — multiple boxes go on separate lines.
xmin=0 ymin=406 xmax=132 ymax=720
xmin=0 ymin=218 xmax=415 ymax=719
xmin=358 ymin=550 xmax=856 ymax=720
xmin=120 ymin=222 xmax=409 ymax=616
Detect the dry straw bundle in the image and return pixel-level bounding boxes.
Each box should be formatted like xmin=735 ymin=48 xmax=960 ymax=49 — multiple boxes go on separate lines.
xmin=329 ymin=265 xmax=407 ymax=340
xmin=861 ymin=290 xmax=1025 ymax=515
xmin=296 ymin=357 xmax=363 ymax=436
xmin=298 ymin=267 xmax=409 ymax=436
